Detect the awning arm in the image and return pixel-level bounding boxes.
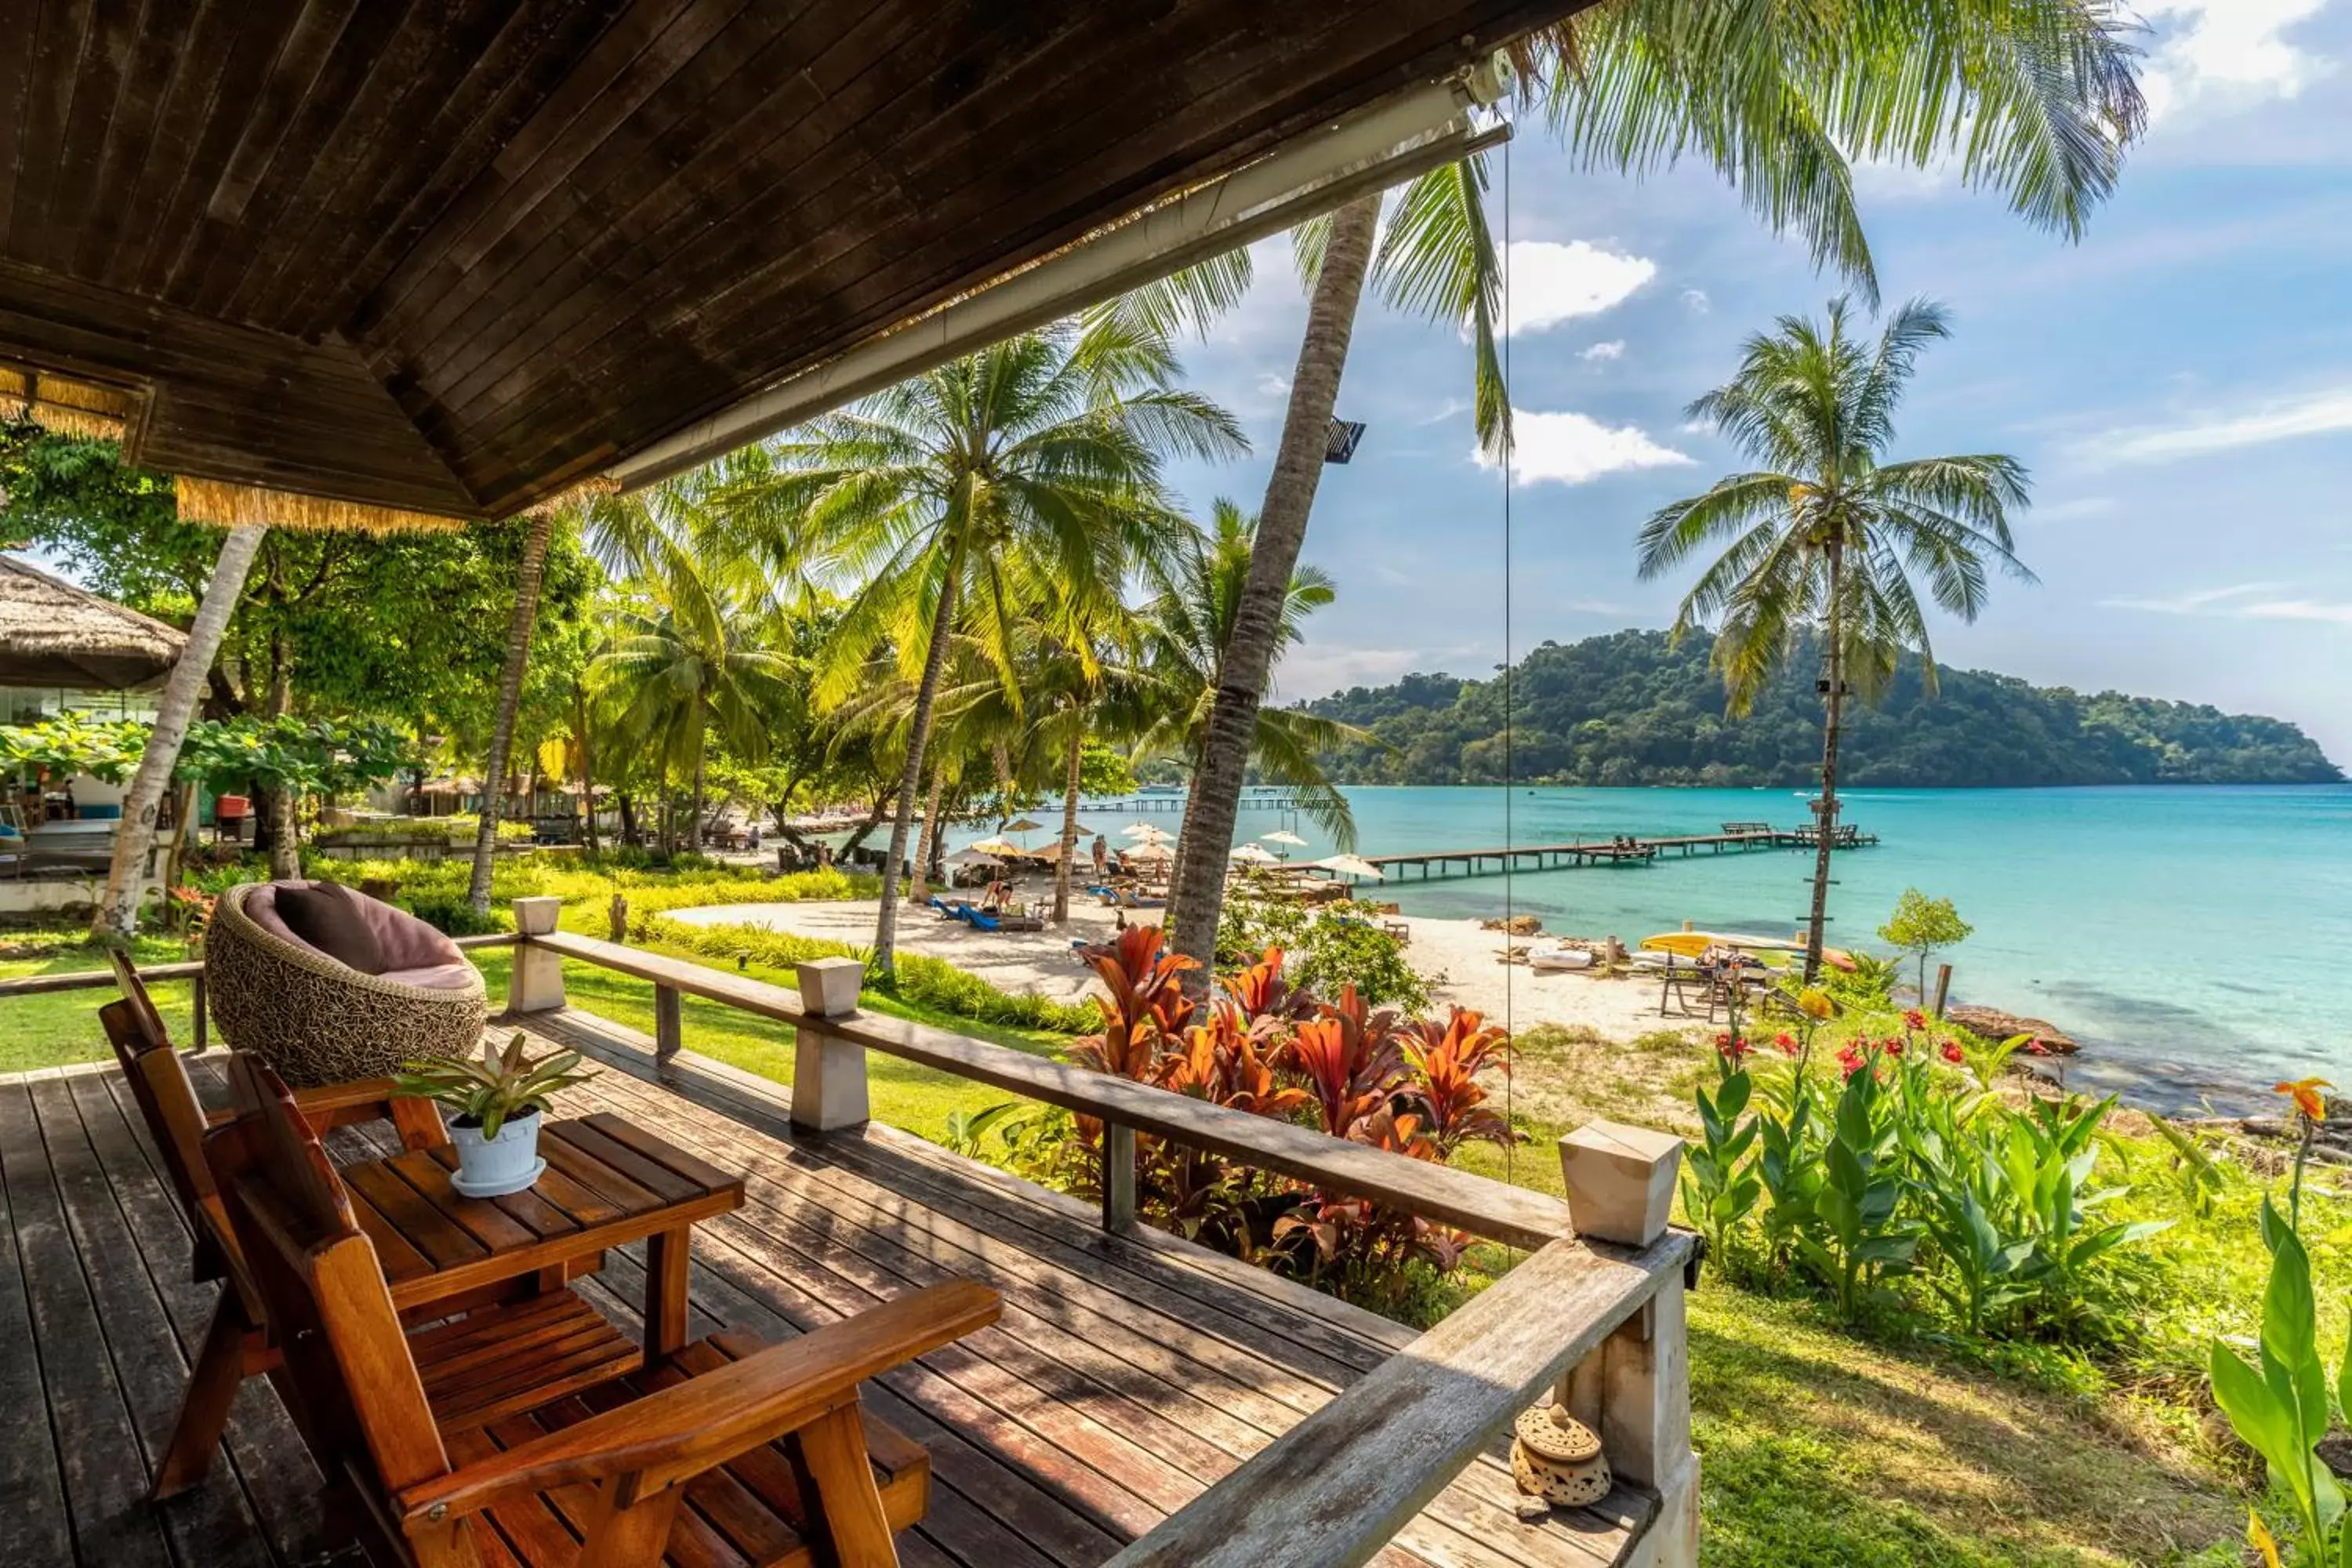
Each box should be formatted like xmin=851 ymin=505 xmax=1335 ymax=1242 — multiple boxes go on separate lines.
xmin=606 ymin=68 xmax=1512 ymax=492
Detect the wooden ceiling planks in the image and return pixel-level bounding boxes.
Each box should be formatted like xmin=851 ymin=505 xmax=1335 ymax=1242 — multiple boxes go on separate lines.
xmin=0 ymin=0 xmax=1593 ymax=522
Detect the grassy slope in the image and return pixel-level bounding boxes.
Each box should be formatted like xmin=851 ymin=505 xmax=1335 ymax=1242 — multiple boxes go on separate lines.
xmin=0 ymin=927 xmax=2270 ymax=1566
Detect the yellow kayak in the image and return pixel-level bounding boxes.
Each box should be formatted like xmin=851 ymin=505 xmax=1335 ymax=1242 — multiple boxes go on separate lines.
xmin=1639 ymin=931 xmax=1855 ymax=971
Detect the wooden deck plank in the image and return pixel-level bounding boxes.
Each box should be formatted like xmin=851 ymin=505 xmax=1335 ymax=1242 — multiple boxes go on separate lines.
xmin=0 ymin=1077 xmax=176 ymax=1568
xmin=0 ymin=1082 xmax=76 ymax=1566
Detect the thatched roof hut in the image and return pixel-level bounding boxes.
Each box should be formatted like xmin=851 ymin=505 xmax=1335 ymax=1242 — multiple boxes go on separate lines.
xmin=0 ymin=554 xmax=185 ymax=690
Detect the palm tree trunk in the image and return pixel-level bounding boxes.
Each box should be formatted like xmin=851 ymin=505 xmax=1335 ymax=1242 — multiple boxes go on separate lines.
xmin=1804 ymin=542 xmax=1846 ymax=982
xmin=1052 ymin=723 xmax=1083 ymax=924
xmin=1166 ymin=192 xmax=1379 ymax=979
xmin=93 ymin=525 xmax=267 ymax=938
xmin=574 ymin=681 xmax=599 ymax=855
xmin=467 ymin=508 xmax=555 ymax=913
xmin=263 ymin=629 xmax=301 ymax=879
xmin=688 ymin=724 xmax=707 ymax=852
xmin=911 ymin=764 xmax=946 ymax=902
xmin=873 ymin=542 xmax=966 ymax=979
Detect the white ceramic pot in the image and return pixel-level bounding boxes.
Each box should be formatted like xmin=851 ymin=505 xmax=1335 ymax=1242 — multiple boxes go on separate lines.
xmin=448 ymin=1106 xmax=545 ymax=1197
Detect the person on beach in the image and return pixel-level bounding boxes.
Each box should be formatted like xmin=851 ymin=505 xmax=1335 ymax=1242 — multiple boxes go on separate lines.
xmin=1091 ymin=834 xmax=1108 ymax=878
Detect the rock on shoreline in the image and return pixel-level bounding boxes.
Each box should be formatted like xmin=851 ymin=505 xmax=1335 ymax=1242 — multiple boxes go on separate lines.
xmin=1944 ymin=1004 xmax=2078 ymax=1054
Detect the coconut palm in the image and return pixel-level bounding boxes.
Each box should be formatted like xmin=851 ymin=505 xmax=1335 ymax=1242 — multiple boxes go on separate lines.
xmin=593 ymin=554 xmax=795 ymax=852
xmin=96 ymin=524 xmax=266 ymax=937
xmin=1637 ymin=296 xmax=2032 ymax=980
xmin=1132 ymin=500 xmax=1365 ymax=854
xmin=1158 ymin=0 xmax=2143 ymax=975
xmin=725 ymin=322 xmax=1242 ymax=978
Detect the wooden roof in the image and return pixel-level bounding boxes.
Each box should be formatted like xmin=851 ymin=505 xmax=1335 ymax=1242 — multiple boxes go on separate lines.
xmin=0 ymin=0 xmax=1590 ymax=525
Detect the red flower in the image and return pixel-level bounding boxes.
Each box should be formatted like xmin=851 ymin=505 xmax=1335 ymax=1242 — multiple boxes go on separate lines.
xmin=1774 ymin=1031 xmax=1799 ymax=1057
xmin=1837 ymin=1045 xmax=1865 ymax=1080
xmin=1716 ymin=1033 xmax=1753 ymax=1064
xmin=1940 ymin=1040 xmax=1964 ymax=1065
xmin=1904 ymin=1009 xmax=1926 ymax=1032
xmin=2024 ymin=1040 xmax=2049 ymax=1057
xmin=1714 ymin=1032 xmax=1730 ymax=1048
xmin=1885 ymin=1036 xmax=1905 ymax=1058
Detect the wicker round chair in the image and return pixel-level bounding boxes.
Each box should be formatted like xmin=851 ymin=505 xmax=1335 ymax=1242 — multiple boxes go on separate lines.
xmin=206 ymin=880 xmax=487 ymax=1086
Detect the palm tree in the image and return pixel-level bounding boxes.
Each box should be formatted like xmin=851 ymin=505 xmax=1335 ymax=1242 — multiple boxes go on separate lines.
xmin=594 ymin=554 xmax=795 ymax=851
xmin=465 ymin=506 xmax=556 ymax=912
xmin=726 ymin=323 xmax=1241 ymax=978
xmin=1133 ymin=500 xmax=1367 ymax=854
xmin=96 ymin=524 xmax=267 ymax=938
xmin=1637 ymin=297 xmax=2031 ymax=979
xmin=1160 ymin=0 xmax=2144 ymax=975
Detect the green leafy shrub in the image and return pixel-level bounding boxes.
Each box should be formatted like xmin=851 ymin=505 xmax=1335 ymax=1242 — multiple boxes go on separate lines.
xmin=403 ymin=893 xmax=509 ymax=937
xmin=1691 ymin=995 xmax=2169 ymax=1343
xmin=1217 ymin=893 xmax=1426 ymax=1011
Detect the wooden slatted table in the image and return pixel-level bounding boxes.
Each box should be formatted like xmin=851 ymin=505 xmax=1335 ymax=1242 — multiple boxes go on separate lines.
xmin=336 ymin=1111 xmax=743 ymax=1357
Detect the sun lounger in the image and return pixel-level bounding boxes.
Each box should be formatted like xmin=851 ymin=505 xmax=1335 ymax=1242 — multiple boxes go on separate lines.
xmin=964 ymin=908 xmax=1004 ymax=932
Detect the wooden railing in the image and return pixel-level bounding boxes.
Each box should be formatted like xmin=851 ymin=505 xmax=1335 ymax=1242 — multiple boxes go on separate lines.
xmin=0 ymin=931 xmax=516 ymax=1052
xmin=499 ymin=897 xmax=1702 ymax=1568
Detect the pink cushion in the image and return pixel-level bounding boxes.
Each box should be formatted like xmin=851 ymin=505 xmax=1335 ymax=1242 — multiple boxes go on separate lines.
xmin=377 ymin=963 xmax=482 ymax=992
xmin=246 ymin=881 xmax=466 ymax=977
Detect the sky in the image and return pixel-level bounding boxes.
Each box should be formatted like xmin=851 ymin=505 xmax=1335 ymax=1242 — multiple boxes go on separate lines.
xmin=1154 ymin=1 xmax=2352 ymax=764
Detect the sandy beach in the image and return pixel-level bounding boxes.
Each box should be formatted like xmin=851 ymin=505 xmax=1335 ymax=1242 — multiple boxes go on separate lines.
xmin=665 ymin=898 xmax=1683 ymax=1043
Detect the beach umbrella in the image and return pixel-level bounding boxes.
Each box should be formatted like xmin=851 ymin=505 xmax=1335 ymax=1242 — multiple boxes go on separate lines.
xmin=966 ymin=837 xmax=1022 ymax=857
xmin=1260 ymin=828 xmax=1307 ymax=862
xmin=1228 ymin=842 xmax=1279 ymax=866
xmin=942 ymin=846 xmax=1000 ymax=866
xmin=1316 ymin=853 xmax=1385 ymax=880
xmin=1004 ymin=815 xmax=1044 ymax=846
xmin=1120 ymin=822 xmax=1170 ymax=840
xmin=1123 ymin=840 xmax=1174 ymax=862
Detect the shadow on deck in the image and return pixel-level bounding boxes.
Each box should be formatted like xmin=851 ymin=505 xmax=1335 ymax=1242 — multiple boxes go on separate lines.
xmin=0 ymin=1007 xmax=1648 ymax=1567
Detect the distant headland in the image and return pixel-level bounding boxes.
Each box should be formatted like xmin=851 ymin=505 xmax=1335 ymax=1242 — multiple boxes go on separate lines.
xmin=1301 ymin=629 xmax=2341 ymax=789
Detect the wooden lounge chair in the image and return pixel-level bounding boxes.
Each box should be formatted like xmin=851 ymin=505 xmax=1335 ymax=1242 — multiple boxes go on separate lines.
xmin=206 ymin=1054 xmax=1000 ymax=1567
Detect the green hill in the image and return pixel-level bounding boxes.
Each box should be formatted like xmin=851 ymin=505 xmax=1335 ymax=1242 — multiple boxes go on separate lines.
xmin=1301 ymin=630 xmax=2342 ymax=787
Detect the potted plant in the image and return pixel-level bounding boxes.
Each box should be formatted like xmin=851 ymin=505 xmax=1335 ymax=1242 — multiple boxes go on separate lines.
xmin=395 ymin=1033 xmax=597 ymax=1196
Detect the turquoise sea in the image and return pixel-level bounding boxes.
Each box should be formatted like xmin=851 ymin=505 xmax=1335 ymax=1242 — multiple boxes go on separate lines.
xmin=1004 ymin=785 xmax=2352 ymax=1112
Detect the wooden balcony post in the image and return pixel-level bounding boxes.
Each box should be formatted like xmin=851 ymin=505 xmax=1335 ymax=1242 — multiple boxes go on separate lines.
xmin=1557 ymin=1120 xmax=1698 ymax=1567
xmin=653 ymin=985 xmax=682 ymax=1063
xmin=1101 ymin=1123 xmax=1136 ymax=1232
xmin=790 ymin=957 xmax=869 ymax=1131
xmin=506 ymin=897 xmax=565 ymax=1014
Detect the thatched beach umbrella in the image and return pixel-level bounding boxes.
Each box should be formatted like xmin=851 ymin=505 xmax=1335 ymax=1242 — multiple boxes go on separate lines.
xmin=0 ymin=556 xmax=185 ymax=690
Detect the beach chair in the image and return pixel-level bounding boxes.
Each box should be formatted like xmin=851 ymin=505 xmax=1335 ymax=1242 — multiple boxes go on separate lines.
xmin=965 ymin=908 xmax=1004 ymax=932
xmin=205 ymin=1053 xmax=999 ymax=1567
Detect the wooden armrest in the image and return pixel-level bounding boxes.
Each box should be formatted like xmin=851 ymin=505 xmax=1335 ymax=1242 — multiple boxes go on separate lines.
xmin=205 ymin=1077 xmax=405 ymax=1127
xmin=394 ymin=1279 xmax=998 ymax=1531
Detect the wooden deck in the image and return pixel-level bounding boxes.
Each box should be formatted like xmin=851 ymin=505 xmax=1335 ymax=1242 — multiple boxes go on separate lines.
xmin=0 ymin=1009 xmax=1651 ymax=1568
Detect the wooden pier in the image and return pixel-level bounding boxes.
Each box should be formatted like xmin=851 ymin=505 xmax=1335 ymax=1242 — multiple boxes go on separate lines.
xmin=1367 ymin=822 xmax=1877 ymax=883
xmin=1088 ymin=787 xmax=1305 ymax=815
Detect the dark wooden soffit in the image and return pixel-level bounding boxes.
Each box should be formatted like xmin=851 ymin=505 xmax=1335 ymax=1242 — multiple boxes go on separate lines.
xmin=0 ymin=0 xmax=1594 ymax=521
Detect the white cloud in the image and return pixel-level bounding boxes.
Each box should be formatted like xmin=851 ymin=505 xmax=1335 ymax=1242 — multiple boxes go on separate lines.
xmin=2100 ymin=583 xmax=2352 ymax=626
xmin=1579 ymin=340 xmax=1626 ymax=363
xmin=2030 ymin=495 xmax=2117 ymax=523
xmin=1274 ymin=644 xmax=1468 ymax=702
xmin=1501 ymin=241 xmax=1655 ymax=336
xmin=1417 ymin=397 xmax=1469 ymax=426
xmin=2102 ymin=583 xmax=2287 ymax=614
xmin=1478 ymin=409 xmax=1694 ymax=486
xmin=2245 ymin=599 xmax=2352 ymax=626
xmin=1254 ymin=372 xmax=1290 ymax=397
xmin=2143 ymin=2 xmax=2335 ymax=121
xmin=1679 ymin=288 xmax=1711 ymax=314
xmin=2082 ymin=383 xmax=2352 ymax=464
